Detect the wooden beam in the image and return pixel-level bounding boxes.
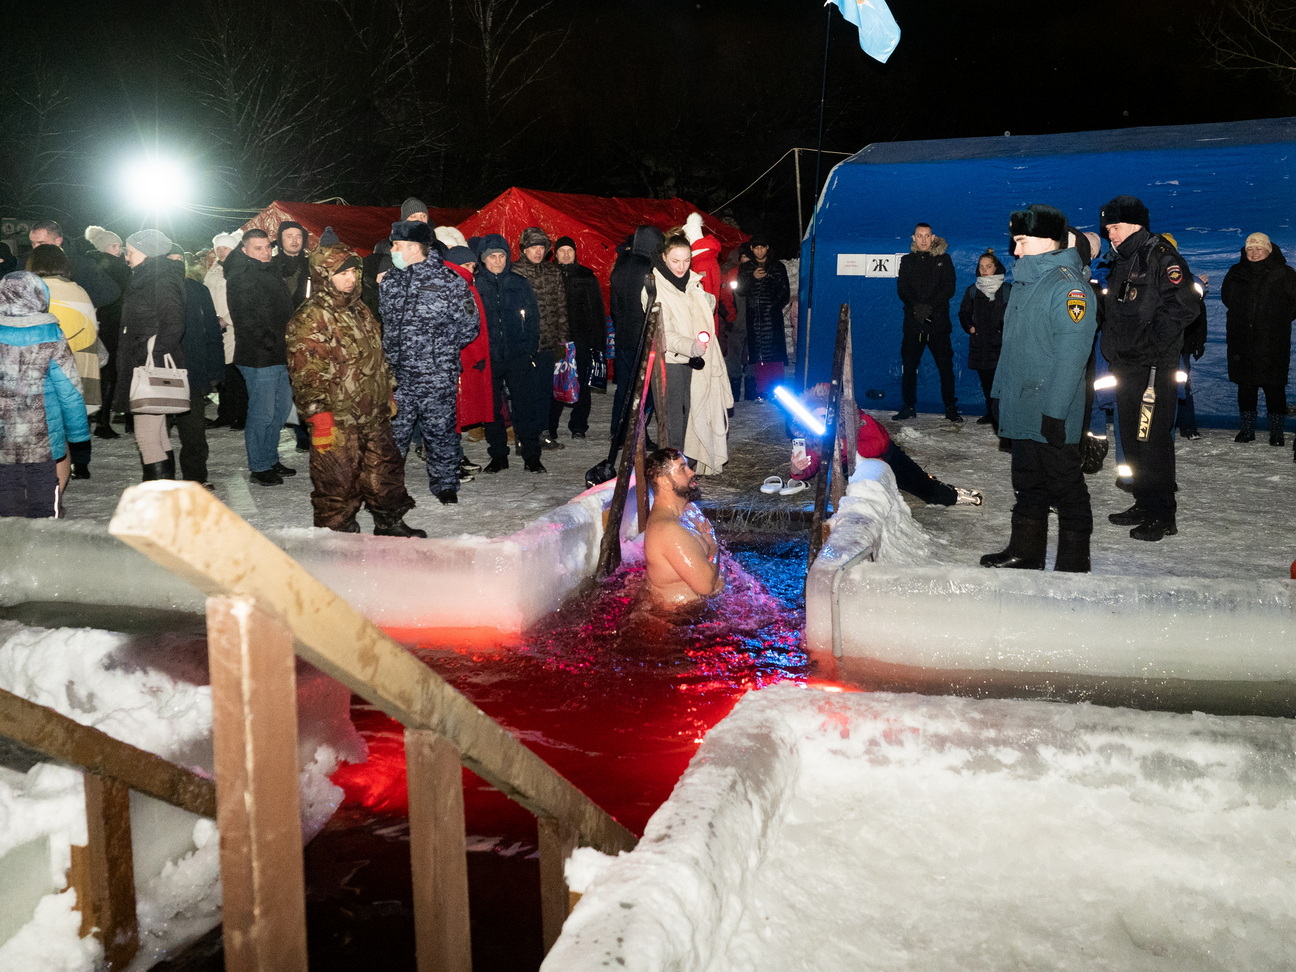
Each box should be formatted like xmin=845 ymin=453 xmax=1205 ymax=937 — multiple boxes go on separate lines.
xmin=0 ymin=688 xmax=215 ymax=818
xmin=109 ymin=483 xmax=638 ymax=857
xmin=537 ymin=816 xmax=578 ymax=953
xmin=406 ymin=729 xmax=472 ymax=972
xmin=206 ymin=597 xmax=308 ymax=972
xmin=68 ymin=773 xmax=139 ymax=970
xmin=809 ymin=304 xmax=852 ymax=567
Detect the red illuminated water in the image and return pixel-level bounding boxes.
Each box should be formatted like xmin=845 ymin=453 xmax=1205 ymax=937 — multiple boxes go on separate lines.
xmin=333 ymin=535 xmax=814 ymax=842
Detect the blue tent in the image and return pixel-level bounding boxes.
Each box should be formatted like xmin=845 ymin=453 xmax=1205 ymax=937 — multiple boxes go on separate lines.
xmin=796 ymin=117 xmax=1296 ymax=426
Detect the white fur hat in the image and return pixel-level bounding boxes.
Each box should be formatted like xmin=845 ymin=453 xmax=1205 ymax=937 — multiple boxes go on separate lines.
xmin=434 ymin=225 xmax=469 ymax=249
xmin=212 ymin=230 xmax=243 ymax=250
xmin=684 ymin=212 xmax=704 ymax=245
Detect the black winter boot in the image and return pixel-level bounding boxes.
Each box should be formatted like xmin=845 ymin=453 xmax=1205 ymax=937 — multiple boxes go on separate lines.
xmin=372 ymin=511 xmax=427 ymax=539
xmin=161 ymin=450 xmax=176 ymax=480
xmin=1267 ymin=412 xmax=1285 ymax=447
xmin=1054 ymin=530 xmax=1091 ymax=573
xmin=980 ymin=516 xmax=1047 ymax=569
xmin=1235 ymin=411 xmax=1256 ymax=443
xmin=141 ymin=461 xmax=169 ymax=481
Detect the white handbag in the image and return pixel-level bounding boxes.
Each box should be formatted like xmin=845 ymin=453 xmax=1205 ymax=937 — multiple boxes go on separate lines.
xmin=129 ymin=334 xmax=190 ymax=414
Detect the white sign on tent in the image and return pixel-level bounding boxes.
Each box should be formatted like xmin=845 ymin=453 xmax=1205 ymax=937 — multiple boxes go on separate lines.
xmin=836 ymin=253 xmax=905 ymax=277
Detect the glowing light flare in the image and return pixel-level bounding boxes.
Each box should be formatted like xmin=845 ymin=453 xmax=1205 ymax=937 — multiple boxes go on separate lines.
xmin=697 ymin=330 xmax=710 ymax=345
xmin=1094 ymin=375 xmax=1118 ymax=391
xmin=772 ymin=386 xmax=826 ymax=437
xmin=123 ymin=155 xmax=191 ymax=213
xmin=1175 ymin=370 xmax=1188 ymax=383
xmin=1116 ymin=463 xmax=1133 ymax=479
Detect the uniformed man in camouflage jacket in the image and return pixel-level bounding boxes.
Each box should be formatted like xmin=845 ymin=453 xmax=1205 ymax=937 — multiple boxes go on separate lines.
xmin=286 ymin=243 xmax=425 ymax=538
xmin=379 ymin=220 xmax=480 ymax=503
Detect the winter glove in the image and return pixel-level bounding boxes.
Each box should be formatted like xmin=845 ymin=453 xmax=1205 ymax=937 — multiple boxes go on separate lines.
xmin=1040 ymin=414 xmax=1066 ymax=449
xmin=688 ymin=356 xmax=706 ymax=371
xmin=688 ymin=337 xmax=707 ymax=359
xmin=308 ymin=412 xmax=336 ymax=452
xmin=1191 ymin=344 xmax=1205 ymax=361
xmin=911 ymin=303 xmax=932 ymax=323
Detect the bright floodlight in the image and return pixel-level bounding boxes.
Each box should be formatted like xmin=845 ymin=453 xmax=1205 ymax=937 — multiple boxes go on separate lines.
xmin=772 ymin=386 xmax=826 ymax=437
xmin=124 ymin=156 xmax=189 ymax=212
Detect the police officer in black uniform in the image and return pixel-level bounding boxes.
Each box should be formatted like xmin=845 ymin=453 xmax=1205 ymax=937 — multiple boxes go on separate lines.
xmin=1099 ymin=196 xmax=1200 ymax=542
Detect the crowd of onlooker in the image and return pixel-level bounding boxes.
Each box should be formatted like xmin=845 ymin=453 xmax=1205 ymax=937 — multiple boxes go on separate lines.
xmin=0 ymin=203 xmax=792 ymax=532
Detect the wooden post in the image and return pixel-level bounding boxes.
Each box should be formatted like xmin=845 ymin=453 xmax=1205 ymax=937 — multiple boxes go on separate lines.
xmin=68 ymin=773 xmax=138 ymax=970
xmin=406 ymin=729 xmax=472 ymax=972
xmin=832 ymin=325 xmax=858 ymax=513
xmin=808 ymin=304 xmax=852 ymax=567
xmin=596 ymin=297 xmax=662 ymax=579
xmin=537 ymin=816 xmax=578 ymax=953
xmin=206 ymin=596 xmax=308 ymax=972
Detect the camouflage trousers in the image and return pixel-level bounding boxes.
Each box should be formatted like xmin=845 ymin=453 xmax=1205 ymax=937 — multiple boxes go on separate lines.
xmin=309 ymin=419 xmax=414 ymax=531
xmin=390 ymin=381 xmax=460 ymax=493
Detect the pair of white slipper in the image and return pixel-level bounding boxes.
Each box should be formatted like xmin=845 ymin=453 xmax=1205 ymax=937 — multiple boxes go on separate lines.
xmin=760 ymin=476 xmax=808 ymax=497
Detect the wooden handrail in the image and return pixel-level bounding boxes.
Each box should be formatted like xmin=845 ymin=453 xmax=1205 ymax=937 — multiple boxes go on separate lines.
xmin=108 ymin=482 xmax=637 ymax=858
xmin=808 ymin=303 xmax=853 ymax=565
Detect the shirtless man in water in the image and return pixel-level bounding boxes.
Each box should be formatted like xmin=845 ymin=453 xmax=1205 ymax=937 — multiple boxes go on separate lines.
xmin=642 ymin=448 xmax=724 ymax=607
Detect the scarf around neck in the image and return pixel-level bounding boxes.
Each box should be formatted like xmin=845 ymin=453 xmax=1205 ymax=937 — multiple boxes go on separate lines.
xmin=975 ymin=274 xmax=1004 ymax=300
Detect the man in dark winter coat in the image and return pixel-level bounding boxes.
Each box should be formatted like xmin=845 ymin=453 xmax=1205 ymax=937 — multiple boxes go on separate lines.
xmin=273 ymin=221 xmax=311 ymax=307
xmin=553 ymin=236 xmax=605 ymax=439
xmin=895 ymin=222 xmax=961 ymax=422
xmin=609 ymin=225 xmax=663 ymax=438
xmin=1099 ymin=195 xmax=1201 ymax=542
xmin=226 ymin=229 xmax=299 ymax=485
xmin=474 ymin=234 xmax=546 ymax=473
xmin=512 ymin=227 xmax=570 ymax=450
xmin=379 ymin=220 xmax=479 ymax=503
xmin=735 ymin=235 xmax=790 ymax=400
xmin=290 ymin=243 xmax=425 ymax=537
xmin=981 ymin=205 xmax=1097 ymax=573
xmin=83 ymin=226 xmax=134 ymax=439
xmin=166 ymin=247 xmax=223 ymax=487
xmin=28 ymin=220 xmax=120 ymax=310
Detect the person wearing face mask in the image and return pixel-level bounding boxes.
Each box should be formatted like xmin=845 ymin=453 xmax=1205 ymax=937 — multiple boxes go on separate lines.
xmin=958 ymin=249 xmax=1011 ymax=429
xmin=647 ymin=228 xmax=732 ymax=475
xmin=379 ymin=220 xmax=479 ymax=503
xmin=288 ymin=242 xmax=425 ymax=537
xmin=981 ymin=204 xmax=1097 ymax=572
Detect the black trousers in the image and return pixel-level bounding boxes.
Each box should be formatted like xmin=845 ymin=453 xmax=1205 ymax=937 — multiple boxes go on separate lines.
xmin=900 ymin=329 xmax=957 ymax=409
xmin=1113 ymin=364 xmax=1177 ymax=519
xmin=216 ymin=363 xmax=248 ymax=426
xmin=1236 ymin=382 xmax=1287 ymax=416
xmin=1010 ymin=438 xmax=1092 ymax=534
xmin=0 ymin=462 xmax=58 ymax=518
xmin=486 ymin=352 xmax=547 ymax=462
xmin=881 ymin=442 xmax=957 ymax=505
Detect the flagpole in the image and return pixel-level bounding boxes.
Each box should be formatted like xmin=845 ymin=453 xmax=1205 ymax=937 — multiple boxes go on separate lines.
xmin=799 ymin=5 xmax=832 ymax=390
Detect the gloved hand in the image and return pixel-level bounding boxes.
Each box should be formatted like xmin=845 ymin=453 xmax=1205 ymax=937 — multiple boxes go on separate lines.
xmin=688 ymin=356 xmax=706 ymax=370
xmin=689 ymin=337 xmax=707 ymax=358
xmin=1041 ymin=414 xmax=1066 ymax=448
xmin=911 ymin=303 xmax=932 ymax=323
xmin=1191 ymin=343 xmax=1206 ymax=361
xmin=308 ymin=412 xmax=336 ymax=452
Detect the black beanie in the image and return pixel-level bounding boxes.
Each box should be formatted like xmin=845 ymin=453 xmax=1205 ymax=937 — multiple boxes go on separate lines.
xmin=1008 ymin=204 xmax=1068 ymax=245
xmin=1099 ymin=195 xmax=1150 ymax=235
xmin=276 ymin=220 xmax=308 ymax=247
xmin=554 ymin=236 xmax=577 ymax=254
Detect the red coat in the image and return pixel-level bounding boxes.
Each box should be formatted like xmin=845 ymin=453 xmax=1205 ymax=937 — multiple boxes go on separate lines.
xmin=691 ymin=235 xmax=723 ymax=329
xmin=791 ymin=409 xmax=892 ymax=480
xmin=447 ymin=261 xmax=494 ymax=430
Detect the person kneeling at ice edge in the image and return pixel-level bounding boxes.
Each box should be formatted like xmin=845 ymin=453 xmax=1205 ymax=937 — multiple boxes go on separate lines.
xmin=643 ymin=447 xmax=725 ymax=608
xmin=788 ymin=384 xmax=982 ymax=507
xmin=981 ymin=204 xmax=1097 ymax=573
xmin=286 ymin=243 xmax=426 ymax=538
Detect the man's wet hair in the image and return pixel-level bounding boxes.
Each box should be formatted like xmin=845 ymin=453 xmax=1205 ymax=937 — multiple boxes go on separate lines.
xmin=645 ymin=447 xmax=684 ymax=483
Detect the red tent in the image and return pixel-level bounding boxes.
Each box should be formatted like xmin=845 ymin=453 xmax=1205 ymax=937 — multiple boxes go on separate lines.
xmin=239 ymin=201 xmax=476 ymax=256
xmin=457 ymin=187 xmax=747 ymax=303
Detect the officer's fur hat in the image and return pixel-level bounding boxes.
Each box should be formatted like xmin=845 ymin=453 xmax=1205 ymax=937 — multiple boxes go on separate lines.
xmin=1008 ymin=204 xmax=1068 ymax=245
xmin=1099 ymin=195 xmax=1150 ymax=234
xmin=389 ymin=220 xmax=433 ymax=245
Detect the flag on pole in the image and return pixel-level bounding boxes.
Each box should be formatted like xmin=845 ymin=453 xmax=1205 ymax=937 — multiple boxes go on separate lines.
xmin=825 ymin=0 xmax=900 ymax=63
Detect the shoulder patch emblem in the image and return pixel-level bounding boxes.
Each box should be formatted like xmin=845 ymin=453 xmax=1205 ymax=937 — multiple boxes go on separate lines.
xmin=1067 ymin=288 xmax=1087 ymax=323
xmin=1166 ymin=265 xmax=1184 ymax=285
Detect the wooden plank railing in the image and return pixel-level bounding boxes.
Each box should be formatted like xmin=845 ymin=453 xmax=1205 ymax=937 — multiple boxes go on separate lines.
xmin=107 ymin=481 xmax=639 ymax=971
xmin=0 ymin=686 xmax=217 ymax=970
xmin=808 ymin=303 xmax=855 ymax=566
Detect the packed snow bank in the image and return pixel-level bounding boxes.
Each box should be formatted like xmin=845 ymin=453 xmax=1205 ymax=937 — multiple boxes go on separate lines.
xmin=0 ymin=621 xmax=365 ymax=970
xmin=804 ymin=458 xmax=1296 ymax=712
xmin=548 ymin=684 xmax=1296 ymax=972
xmin=0 ymin=478 xmax=632 ymax=634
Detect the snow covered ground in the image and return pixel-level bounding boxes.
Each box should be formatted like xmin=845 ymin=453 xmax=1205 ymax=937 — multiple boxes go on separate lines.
xmin=551 ymin=684 xmax=1296 ymax=972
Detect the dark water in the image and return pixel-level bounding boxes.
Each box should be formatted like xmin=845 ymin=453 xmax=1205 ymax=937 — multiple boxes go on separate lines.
xmin=300 ymin=534 xmax=814 ymax=971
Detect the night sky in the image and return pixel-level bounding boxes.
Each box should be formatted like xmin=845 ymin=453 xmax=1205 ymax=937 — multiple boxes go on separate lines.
xmin=4 ymin=0 xmax=1292 ymax=251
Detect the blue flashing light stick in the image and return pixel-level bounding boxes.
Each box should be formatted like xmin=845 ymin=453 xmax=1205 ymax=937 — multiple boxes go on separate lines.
xmin=772 ymin=386 xmax=826 ymax=437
